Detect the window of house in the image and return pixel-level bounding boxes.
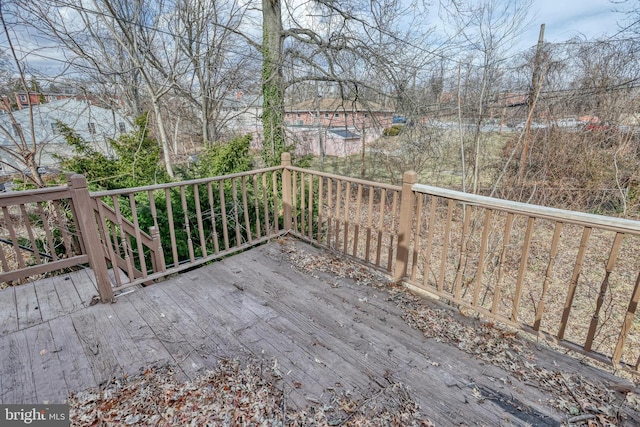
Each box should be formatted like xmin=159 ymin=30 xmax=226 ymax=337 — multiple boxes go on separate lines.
xmin=364 ymin=114 xmax=369 ymax=118
xmin=19 ymin=95 xmax=26 ymax=102
xmin=286 ymin=113 xmax=290 ymax=118
xmin=118 ymin=122 xmax=126 ymax=133
xmin=324 ymin=113 xmax=329 ymax=118
xmin=88 ymin=122 xmax=96 ymax=135
xmin=334 ymin=113 xmax=340 ymax=118
xmin=297 ymin=113 xmax=301 ymax=118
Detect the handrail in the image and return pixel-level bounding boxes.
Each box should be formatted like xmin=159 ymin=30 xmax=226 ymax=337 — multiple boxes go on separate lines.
xmin=413 ymin=183 xmax=640 ymax=235
xmin=0 ymin=186 xmax=72 ymax=207
xmin=90 ymin=166 xmax=284 ymax=198
xmin=287 ymin=166 xmax=402 ymax=192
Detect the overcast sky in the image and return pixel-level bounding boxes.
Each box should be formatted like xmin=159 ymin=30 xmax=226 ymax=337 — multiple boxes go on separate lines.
xmin=522 ymin=0 xmax=622 ymax=48
xmin=4 ymin=0 xmax=630 ymax=77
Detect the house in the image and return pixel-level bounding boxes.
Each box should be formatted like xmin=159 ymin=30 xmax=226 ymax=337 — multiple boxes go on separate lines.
xmin=285 ymin=97 xmax=394 ymax=129
xmin=0 ymin=99 xmax=132 ymax=174
xmin=13 ymin=92 xmax=76 ymax=110
xmin=284 ymin=98 xmax=394 ymax=157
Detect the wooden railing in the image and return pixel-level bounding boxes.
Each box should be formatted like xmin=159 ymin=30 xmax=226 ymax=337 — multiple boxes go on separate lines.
xmin=0 ymin=175 xmax=113 ymax=300
xmin=2 ymin=156 xmax=640 ymax=373
xmin=399 ymin=180 xmax=640 ymax=373
xmin=284 ymin=165 xmax=402 ymax=274
xmin=90 ymin=165 xmax=286 ymax=292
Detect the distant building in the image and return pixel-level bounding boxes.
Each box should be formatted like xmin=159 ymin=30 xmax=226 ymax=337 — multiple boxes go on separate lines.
xmin=0 ymin=99 xmax=132 ymax=174
xmin=13 ymin=92 xmax=77 ymax=110
xmin=282 ymin=98 xmax=394 ymax=158
xmin=284 ymin=98 xmax=394 ymax=129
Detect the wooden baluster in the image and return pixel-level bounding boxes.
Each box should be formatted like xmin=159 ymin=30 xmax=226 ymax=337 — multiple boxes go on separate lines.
xmin=128 ymin=193 xmax=148 ymax=277
xmin=165 ymin=187 xmax=179 ymax=267
xmin=300 ymin=172 xmax=306 ymax=236
xmin=343 ymin=181 xmax=350 ymax=254
xmin=473 ymin=209 xmax=493 ymax=307
xmin=180 ymin=186 xmax=195 ymax=261
xmin=207 ymin=182 xmax=220 ymax=255
xmin=193 ymin=184 xmax=207 ymax=258
xmin=491 ymin=213 xmax=515 ymax=314
xmin=558 ymin=226 xmax=592 ymax=340
xmin=584 ymin=232 xmax=624 ymax=352
xmin=219 ymin=181 xmax=229 ymax=250
xmin=512 ymin=216 xmax=535 ymax=322
xmin=253 ymin=174 xmax=262 ymax=239
xmin=241 ymin=176 xmax=252 ymax=244
xmin=19 ymin=204 xmax=41 ymax=265
xmin=375 ymin=189 xmax=386 ymax=267
xmin=317 ymin=176 xmax=324 ymax=243
xmin=36 ymin=202 xmax=58 ymax=261
xmin=422 ymin=196 xmax=437 ymax=288
xmin=364 ymin=186 xmax=374 ymax=263
xmin=262 ymin=174 xmax=270 ymax=237
xmin=326 ymin=178 xmax=333 ymax=247
xmin=353 ymin=184 xmax=363 ymax=258
xmin=387 ymin=190 xmax=399 ymax=273
xmin=453 ymin=204 xmax=472 ymax=300
xmin=613 ymin=269 xmax=640 ymax=366
xmin=438 ymin=199 xmax=455 ymax=293
xmin=272 ymin=171 xmax=279 ymax=233
xmin=307 ymin=174 xmax=314 ymax=240
xmin=292 ymin=171 xmax=298 ymax=233
xmin=231 ymin=179 xmax=242 ymax=246
xmin=534 ymin=222 xmax=563 ymax=331
xmin=410 ymin=193 xmax=424 ymax=283
xmin=112 ymin=195 xmax=135 ymax=281
xmin=334 ymin=180 xmax=342 ymax=250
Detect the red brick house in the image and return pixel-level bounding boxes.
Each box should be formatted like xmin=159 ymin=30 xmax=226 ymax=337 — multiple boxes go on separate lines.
xmin=14 ymin=92 xmax=76 ymax=110
xmin=284 ymin=98 xmax=394 ymax=129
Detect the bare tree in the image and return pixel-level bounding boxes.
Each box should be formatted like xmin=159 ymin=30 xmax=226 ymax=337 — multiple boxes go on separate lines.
xmin=0 ymin=6 xmax=45 ymax=187
xmin=441 ymin=0 xmax=533 ymax=193
xmin=261 ymin=0 xmax=434 ymax=165
xmin=22 ymin=0 xmax=186 ymax=178
xmin=170 ymin=0 xmax=256 ymax=145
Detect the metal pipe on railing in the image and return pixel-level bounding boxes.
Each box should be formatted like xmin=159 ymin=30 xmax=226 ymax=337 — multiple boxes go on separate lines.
xmin=0 ymin=237 xmax=53 ymax=260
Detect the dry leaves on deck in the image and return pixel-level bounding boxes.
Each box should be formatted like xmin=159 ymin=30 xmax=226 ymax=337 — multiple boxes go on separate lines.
xmin=69 ymin=359 xmax=433 ymax=426
xmin=279 ymin=239 xmax=639 ymax=427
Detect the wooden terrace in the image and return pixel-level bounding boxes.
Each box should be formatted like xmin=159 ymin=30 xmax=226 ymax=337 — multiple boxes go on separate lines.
xmin=2 ymin=153 xmax=640 ymax=424
xmin=3 ymin=240 xmax=639 ymax=425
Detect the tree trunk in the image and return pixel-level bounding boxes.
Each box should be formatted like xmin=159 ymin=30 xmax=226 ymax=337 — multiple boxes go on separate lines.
xmin=152 ymin=102 xmax=175 ymax=178
xmin=202 ymin=92 xmax=210 ymax=145
xmin=261 ymin=0 xmax=285 ymax=166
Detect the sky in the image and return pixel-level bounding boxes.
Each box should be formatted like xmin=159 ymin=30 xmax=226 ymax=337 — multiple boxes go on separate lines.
xmin=3 ymin=0 xmax=630 ymax=78
xmin=521 ymin=0 xmax=623 ymax=49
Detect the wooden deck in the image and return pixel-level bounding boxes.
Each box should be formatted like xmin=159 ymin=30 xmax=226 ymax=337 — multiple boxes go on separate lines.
xmin=1 ymin=241 xmax=638 ymax=425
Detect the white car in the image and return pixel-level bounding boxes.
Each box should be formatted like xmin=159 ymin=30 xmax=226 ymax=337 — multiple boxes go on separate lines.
xmin=515 ymin=122 xmax=547 ymax=131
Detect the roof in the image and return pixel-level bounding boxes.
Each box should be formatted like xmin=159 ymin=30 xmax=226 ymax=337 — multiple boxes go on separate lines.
xmin=286 ymin=97 xmax=393 ymax=113
xmin=2 ymin=99 xmax=117 ymax=121
xmin=328 ymin=128 xmax=360 ymax=139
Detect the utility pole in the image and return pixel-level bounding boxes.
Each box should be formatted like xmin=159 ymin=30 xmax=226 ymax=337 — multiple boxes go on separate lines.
xmin=519 ymin=24 xmax=545 ymax=180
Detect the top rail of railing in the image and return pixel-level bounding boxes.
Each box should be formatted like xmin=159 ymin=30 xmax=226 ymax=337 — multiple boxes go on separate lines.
xmin=413 ymin=183 xmax=640 ymax=235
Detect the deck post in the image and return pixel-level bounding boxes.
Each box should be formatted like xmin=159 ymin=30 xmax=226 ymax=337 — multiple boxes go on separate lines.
xmin=394 ymin=171 xmax=417 ymax=282
xmin=281 ymin=152 xmax=293 ymax=230
xmin=67 ymin=174 xmax=114 ymax=303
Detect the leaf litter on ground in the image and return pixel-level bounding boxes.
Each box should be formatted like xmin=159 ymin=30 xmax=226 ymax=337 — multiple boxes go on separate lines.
xmin=69 ymin=238 xmax=639 ymax=426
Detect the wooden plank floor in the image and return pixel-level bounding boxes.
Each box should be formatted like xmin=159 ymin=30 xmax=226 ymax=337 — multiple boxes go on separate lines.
xmin=0 ymin=241 xmax=638 ymax=425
